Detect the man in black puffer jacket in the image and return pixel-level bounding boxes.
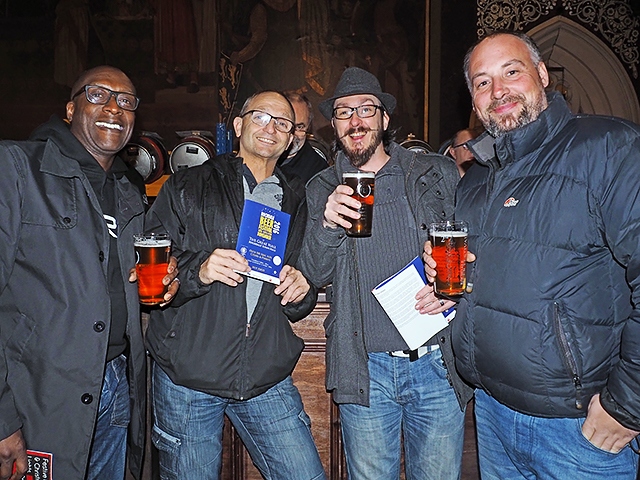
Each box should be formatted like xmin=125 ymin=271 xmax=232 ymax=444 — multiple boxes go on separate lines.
xmin=425 ymin=31 xmax=640 ymax=479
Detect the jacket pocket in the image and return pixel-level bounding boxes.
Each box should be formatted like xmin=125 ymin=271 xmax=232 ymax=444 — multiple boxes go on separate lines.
xmin=324 ymin=311 xmax=338 ymax=388
xmin=22 ymin=176 xmax=78 ymax=229
xmin=553 ymin=302 xmax=584 ymax=410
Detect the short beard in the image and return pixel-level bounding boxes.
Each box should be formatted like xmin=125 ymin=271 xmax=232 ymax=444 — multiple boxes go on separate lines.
xmin=337 ymin=127 xmax=384 ymax=168
xmin=484 ymin=92 xmax=547 ymax=137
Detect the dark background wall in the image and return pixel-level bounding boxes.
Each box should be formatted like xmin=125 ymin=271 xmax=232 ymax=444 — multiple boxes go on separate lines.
xmin=1 ymin=0 xmax=639 ymax=153
xmin=0 ymin=0 xmax=434 ymax=151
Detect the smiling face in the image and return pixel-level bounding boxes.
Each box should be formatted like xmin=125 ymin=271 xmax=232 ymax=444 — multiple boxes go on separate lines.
xmin=233 ymin=91 xmax=294 ymax=164
xmin=468 ymin=34 xmax=549 ymax=137
xmin=66 ymin=66 xmax=136 ymax=170
xmin=332 ymin=94 xmax=389 ymax=169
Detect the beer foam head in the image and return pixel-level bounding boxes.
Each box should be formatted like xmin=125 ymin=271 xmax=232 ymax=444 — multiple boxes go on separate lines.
xmin=134 ymin=238 xmax=171 ymax=247
xmin=133 ymin=233 xmax=171 ymax=247
xmin=342 ymin=171 xmax=375 ymax=179
xmin=430 ymin=230 xmax=467 ymax=237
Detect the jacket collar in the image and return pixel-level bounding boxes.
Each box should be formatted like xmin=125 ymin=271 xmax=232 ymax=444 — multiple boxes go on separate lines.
xmin=226 ymin=153 xmax=304 ymax=208
xmin=30 ymin=116 xmax=143 ymax=219
xmin=32 ymin=116 xmax=108 ymax=178
xmin=468 ymin=91 xmax=573 ymax=168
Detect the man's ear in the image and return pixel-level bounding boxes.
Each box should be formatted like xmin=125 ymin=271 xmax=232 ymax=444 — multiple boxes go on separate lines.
xmin=232 ymin=116 xmax=243 ymax=137
xmin=383 ymin=111 xmax=390 ymax=131
xmin=538 ymin=62 xmax=550 ymax=88
xmin=66 ymin=101 xmax=75 ymax=123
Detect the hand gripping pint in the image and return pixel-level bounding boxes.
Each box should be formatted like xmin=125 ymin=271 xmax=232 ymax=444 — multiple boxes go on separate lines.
xmin=134 ymin=233 xmax=171 ymax=305
xmin=429 ymin=221 xmax=468 ymax=296
xmin=342 ymin=171 xmax=375 ymax=237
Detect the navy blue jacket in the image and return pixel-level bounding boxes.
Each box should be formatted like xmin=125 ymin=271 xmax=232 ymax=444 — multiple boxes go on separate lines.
xmin=455 ymin=93 xmax=640 ymax=430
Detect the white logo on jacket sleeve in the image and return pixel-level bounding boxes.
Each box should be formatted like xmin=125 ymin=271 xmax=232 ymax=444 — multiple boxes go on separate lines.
xmin=503 ymin=197 xmax=519 ymax=207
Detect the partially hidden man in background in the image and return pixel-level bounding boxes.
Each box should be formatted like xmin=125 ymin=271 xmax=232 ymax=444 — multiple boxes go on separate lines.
xmin=299 ymin=66 xmax=473 ymax=479
xmin=144 ymin=90 xmax=325 ymax=480
xmin=0 ymin=66 xmax=178 ymax=480
xmin=425 ymin=31 xmax=640 ymax=479
xmin=278 ymin=91 xmax=328 ymax=184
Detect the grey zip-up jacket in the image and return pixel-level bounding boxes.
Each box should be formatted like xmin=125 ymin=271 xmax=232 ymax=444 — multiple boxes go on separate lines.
xmin=299 ymin=142 xmax=473 ymax=408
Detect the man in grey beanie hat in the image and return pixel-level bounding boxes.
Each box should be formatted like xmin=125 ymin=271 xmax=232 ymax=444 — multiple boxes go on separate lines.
xmin=299 ymin=66 xmax=473 ymax=479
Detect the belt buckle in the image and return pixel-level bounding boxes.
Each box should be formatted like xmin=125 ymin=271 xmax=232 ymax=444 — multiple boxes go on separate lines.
xmin=388 ymin=345 xmax=437 ymax=361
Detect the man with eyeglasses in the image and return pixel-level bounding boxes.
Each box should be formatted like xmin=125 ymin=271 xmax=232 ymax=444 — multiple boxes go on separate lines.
xmin=0 ymin=66 xmax=179 ymax=480
xmin=143 ymin=91 xmax=325 ymax=479
xmin=448 ymin=127 xmax=481 ymax=177
xmin=278 ymin=91 xmax=329 ymax=183
xmin=298 ymin=67 xmax=472 ymax=479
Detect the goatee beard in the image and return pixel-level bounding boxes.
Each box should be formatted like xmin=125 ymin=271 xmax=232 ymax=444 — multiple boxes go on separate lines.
xmin=485 ymin=92 xmax=547 ymax=137
xmin=338 ymin=127 xmax=384 ymax=168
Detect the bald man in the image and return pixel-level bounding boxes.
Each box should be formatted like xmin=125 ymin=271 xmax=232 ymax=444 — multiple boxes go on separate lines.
xmin=0 ymin=66 xmax=178 ymax=480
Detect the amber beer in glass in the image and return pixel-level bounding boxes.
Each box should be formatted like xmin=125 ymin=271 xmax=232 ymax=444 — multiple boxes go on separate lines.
xmin=342 ymin=171 xmax=375 ymax=237
xmin=429 ymin=221 xmax=468 ymax=296
xmin=134 ymin=233 xmax=171 ymax=305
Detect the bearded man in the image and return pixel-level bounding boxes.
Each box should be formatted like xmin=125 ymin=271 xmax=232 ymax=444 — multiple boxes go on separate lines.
xmin=424 ymin=31 xmax=640 ymax=479
xmin=298 ymin=67 xmax=473 ymax=479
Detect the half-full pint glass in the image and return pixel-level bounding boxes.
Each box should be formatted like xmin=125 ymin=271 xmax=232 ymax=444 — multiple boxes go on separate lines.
xmin=429 ymin=221 xmax=468 ymax=296
xmin=134 ymin=233 xmax=171 ymax=305
xmin=342 ymin=171 xmax=375 ymax=237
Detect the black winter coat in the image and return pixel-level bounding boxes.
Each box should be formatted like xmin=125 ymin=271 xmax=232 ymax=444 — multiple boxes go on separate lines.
xmin=455 ymin=93 xmax=640 ymax=430
xmin=145 ymin=154 xmax=317 ymax=400
xmin=0 ymin=116 xmax=147 ymax=479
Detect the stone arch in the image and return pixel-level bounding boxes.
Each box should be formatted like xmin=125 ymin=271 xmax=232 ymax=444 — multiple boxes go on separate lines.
xmin=528 ymin=16 xmax=640 ymax=123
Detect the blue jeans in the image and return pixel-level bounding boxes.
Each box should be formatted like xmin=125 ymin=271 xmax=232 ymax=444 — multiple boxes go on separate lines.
xmin=151 ymin=362 xmax=325 ymax=480
xmin=86 ymin=354 xmax=130 ymax=480
xmin=475 ymin=388 xmax=639 ymax=479
xmin=338 ymin=349 xmax=465 ymax=480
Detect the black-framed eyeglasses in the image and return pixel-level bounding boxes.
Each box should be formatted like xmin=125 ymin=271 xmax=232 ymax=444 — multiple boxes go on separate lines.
xmin=452 ymin=142 xmax=469 ymax=150
xmin=294 ymin=122 xmax=308 ymax=133
xmin=72 ymin=85 xmax=140 ymax=111
xmin=241 ymin=110 xmax=294 ymax=133
xmin=333 ymin=104 xmax=384 ymax=120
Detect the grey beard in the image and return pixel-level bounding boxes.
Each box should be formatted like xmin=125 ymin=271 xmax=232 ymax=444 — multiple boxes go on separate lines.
xmin=338 ymin=128 xmax=384 ymax=168
xmin=485 ymin=93 xmax=547 ymax=137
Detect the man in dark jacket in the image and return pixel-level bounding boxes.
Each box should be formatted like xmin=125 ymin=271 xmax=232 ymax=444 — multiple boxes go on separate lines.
xmin=425 ymin=31 xmax=640 ymax=478
xmin=298 ymin=67 xmax=473 ymax=479
xmin=0 ymin=66 xmax=178 ymax=480
xmin=144 ymin=91 xmax=325 ymax=480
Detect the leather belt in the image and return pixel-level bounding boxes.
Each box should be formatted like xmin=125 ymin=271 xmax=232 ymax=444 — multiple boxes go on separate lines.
xmin=388 ymin=344 xmax=439 ymax=361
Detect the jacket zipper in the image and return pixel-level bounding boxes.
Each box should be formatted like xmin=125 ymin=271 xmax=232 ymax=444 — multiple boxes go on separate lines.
xmin=553 ymin=302 xmax=584 ymax=409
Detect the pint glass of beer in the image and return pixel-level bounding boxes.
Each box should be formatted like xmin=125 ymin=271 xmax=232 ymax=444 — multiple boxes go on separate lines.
xmin=342 ymin=171 xmax=375 ymax=237
xmin=429 ymin=221 xmax=468 ymax=296
xmin=134 ymin=233 xmax=171 ymax=305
